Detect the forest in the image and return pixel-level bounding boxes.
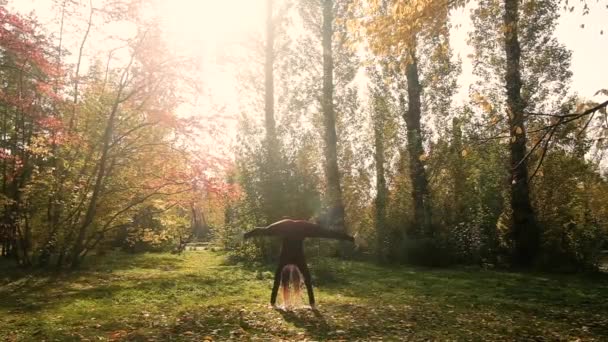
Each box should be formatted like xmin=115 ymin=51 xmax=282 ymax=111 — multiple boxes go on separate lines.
xmin=1 ymin=0 xmax=608 ymax=340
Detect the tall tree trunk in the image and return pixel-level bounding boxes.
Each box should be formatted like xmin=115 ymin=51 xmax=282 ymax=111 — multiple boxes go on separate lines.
xmin=372 ymin=93 xmax=388 ymax=260
xmin=262 ymin=0 xmax=282 ymax=222
xmin=321 ymin=0 xmax=345 ymax=230
xmin=1 ymin=107 xmax=7 ymax=258
xmin=450 ymin=117 xmax=466 ymax=222
xmin=265 ymin=0 xmax=277 ymax=145
xmin=403 ymin=48 xmax=431 ymax=238
xmin=504 ymin=0 xmax=539 ymax=266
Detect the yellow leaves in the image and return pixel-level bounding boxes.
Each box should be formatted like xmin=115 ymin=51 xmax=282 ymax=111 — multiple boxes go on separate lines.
xmin=530 ymin=135 xmax=540 ymax=147
xmin=575 ymin=102 xmax=586 ymax=113
xmin=470 ymin=91 xmax=483 ymax=103
xmin=481 ymin=101 xmax=493 ymax=114
xmin=419 ymin=153 xmax=428 ymax=161
xmin=383 ymin=76 xmax=392 ymax=87
xmin=392 ymin=2 xmax=401 ymax=16
xmin=109 ymin=330 xmax=129 ymax=341
xmin=368 ymin=0 xmax=382 ymax=11
xmin=471 ymin=92 xmax=493 ymax=114
xmin=359 ymin=0 xmax=450 ymax=58
xmin=461 ymin=149 xmax=468 ymax=157
xmin=25 ymin=135 xmax=51 ymax=157
xmin=345 ymin=18 xmax=359 ymax=35
xmin=514 ymin=126 xmax=523 ymax=135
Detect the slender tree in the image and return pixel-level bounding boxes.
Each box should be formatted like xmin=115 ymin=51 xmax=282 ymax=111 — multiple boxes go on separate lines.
xmin=359 ymin=0 xmax=453 ymax=238
xmin=503 ymin=0 xmax=539 ymax=266
xmin=403 ymin=49 xmax=432 ymax=237
xmin=259 ymin=0 xmax=287 ymax=223
xmin=469 ymin=0 xmax=573 ymax=265
xmin=321 ymin=0 xmax=345 ymax=230
xmin=369 ymin=69 xmax=390 ymax=259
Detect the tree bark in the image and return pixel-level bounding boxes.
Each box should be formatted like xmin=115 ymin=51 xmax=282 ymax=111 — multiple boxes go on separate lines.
xmin=450 ymin=117 xmax=466 ymax=222
xmin=321 ymin=0 xmax=345 ymax=230
xmin=372 ymin=90 xmax=388 ymax=260
xmin=262 ymin=0 xmax=282 ymax=222
xmin=504 ymin=0 xmax=539 ymax=266
xmin=265 ymin=0 xmax=277 ymax=145
xmin=403 ymin=49 xmax=431 ymax=238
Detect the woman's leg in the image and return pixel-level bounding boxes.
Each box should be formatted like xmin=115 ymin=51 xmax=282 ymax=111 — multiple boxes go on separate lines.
xmin=296 ymin=261 xmax=315 ymax=307
xmin=270 ymin=262 xmax=285 ymax=306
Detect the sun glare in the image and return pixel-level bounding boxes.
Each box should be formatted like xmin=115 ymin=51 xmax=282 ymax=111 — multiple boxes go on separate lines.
xmin=149 ymin=0 xmax=267 ymax=145
xmin=157 ymin=0 xmax=264 ymax=56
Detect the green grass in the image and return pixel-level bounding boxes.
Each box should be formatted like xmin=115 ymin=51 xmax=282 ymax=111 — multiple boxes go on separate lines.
xmin=1 ymin=250 xmax=607 ymax=341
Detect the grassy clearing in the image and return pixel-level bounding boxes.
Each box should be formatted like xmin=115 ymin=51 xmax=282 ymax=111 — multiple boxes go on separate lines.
xmin=1 ymin=250 xmax=607 ymax=341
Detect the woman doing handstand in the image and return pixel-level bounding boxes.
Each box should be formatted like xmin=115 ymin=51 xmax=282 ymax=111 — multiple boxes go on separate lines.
xmin=244 ymin=218 xmax=354 ymax=308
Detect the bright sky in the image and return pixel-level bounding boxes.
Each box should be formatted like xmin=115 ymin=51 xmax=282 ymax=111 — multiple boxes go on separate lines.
xmin=9 ymin=0 xmax=608 ymax=117
xmin=450 ymin=1 xmax=608 ymax=102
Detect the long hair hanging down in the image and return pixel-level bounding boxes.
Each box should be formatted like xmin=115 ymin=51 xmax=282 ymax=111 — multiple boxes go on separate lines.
xmin=280 ymin=264 xmax=303 ymax=308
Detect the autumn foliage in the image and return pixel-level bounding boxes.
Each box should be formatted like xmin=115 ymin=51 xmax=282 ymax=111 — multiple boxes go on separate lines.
xmin=0 ymin=4 xmax=232 ymax=267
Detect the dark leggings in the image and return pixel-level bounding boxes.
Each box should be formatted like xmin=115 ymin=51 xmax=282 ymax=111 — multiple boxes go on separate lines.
xmin=271 ymin=261 xmax=314 ymax=306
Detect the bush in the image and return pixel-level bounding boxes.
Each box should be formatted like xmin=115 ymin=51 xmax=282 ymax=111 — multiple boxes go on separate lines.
xmin=539 ymin=220 xmax=606 ymax=271
xmin=400 ymin=235 xmax=455 ymax=267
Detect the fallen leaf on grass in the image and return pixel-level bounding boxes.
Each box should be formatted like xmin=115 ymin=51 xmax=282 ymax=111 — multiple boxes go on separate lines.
xmin=108 ymin=330 xmax=129 ymax=341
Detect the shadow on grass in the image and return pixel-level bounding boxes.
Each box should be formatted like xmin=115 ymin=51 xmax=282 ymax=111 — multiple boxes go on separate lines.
xmin=0 ymin=252 xmax=185 ymax=283
xmin=311 ymin=259 xmax=608 ymax=337
xmin=80 ymin=252 xmax=186 ymax=272
xmin=218 ymin=250 xmax=608 ymax=333
xmin=275 ymin=308 xmax=330 ymax=340
xmin=3 ymin=250 xmax=608 ymax=340
xmin=0 ymin=252 xmax=193 ymax=317
xmin=0 ymin=265 xmax=253 ymax=315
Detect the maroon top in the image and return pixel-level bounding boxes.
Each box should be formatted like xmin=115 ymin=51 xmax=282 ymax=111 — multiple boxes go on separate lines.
xmin=244 ymin=219 xmax=354 ymax=241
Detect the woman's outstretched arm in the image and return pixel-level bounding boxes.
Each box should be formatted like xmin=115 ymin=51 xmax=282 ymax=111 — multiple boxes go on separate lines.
xmin=306 ymin=228 xmax=354 ymax=242
xmin=243 ymin=228 xmax=267 ymax=239
xmin=244 ymin=219 xmax=354 ymax=241
xmin=283 ymin=219 xmax=354 ymax=241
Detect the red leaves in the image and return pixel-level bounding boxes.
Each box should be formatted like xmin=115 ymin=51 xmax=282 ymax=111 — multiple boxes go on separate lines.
xmin=1 ymin=5 xmax=67 ymax=149
xmin=1 ymin=5 xmax=64 ymax=119
xmin=0 ymin=7 xmax=57 ymax=78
